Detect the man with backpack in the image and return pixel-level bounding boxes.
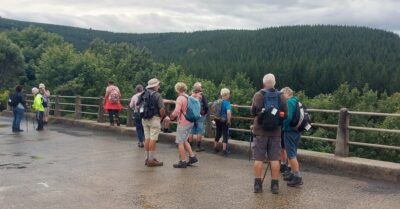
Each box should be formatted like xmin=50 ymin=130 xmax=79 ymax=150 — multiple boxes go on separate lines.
xmin=32 ymin=87 xmax=45 ymax=131
xmin=138 ymin=78 xmax=165 ymax=167
xmin=188 ymin=82 xmax=209 ymax=152
xmin=251 ymin=73 xmax=287 ymax=194
xmin=39 ymin=83 xmax=50 ymax=125
xmin=281 ymin=87 xmax=305 ymax=187
xmin=9 ymin=85 xmax=27 ymax=132
xmin=103 ymin=81 xmax=123 ymax=126
xmin=170 ymin=82 xmax=199 ymax=168
xmin=129 ymin=85 xmax=145 ymax=148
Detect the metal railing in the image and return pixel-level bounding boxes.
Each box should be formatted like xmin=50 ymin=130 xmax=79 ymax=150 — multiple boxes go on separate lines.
xmin=15 ymin=94 xmax=400 ymax=157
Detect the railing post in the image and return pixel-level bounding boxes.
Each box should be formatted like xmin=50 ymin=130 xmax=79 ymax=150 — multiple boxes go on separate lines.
xmin=54 ymin=95 xmax=61 ymax=117
xmin=97 ymin=97 xmax=104 ymax=123
xmin=127 ymin=105 xmax=134 ymax=127
xmin=75 ymin=95 xmax=81 ymax=120
xmin=335 ymin=108 xmax=350 ymax=157
xmin=205 ymin=104 xmax=215 ymax=138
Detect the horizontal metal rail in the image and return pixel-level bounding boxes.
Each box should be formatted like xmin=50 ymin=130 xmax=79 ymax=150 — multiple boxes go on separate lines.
xmin=348 ymin=141 xmax=400 ymax=151
xmin=59 ymin=110 xmax=75 ymax=113
xmin=311 ymin=123 xmax=338 ymax=129
xmin=58 ymin=102 xmax=75 ymax=106
xmin=81 ymin=111 xmax=98 ymax=116
xmin=348 ymin=126 xmax=400 ymax=134
xmin=301 ymin=136 xmax=336 ymax=142
xmin=80 ymin=104 xmax=99 ymax=108
xmin=349 ymin=111 xmax=400 ymax=117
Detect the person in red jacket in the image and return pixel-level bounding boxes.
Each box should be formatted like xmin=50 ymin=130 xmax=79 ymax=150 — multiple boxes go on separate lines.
xmin=103 ymin=81 xmax=123 ymax=126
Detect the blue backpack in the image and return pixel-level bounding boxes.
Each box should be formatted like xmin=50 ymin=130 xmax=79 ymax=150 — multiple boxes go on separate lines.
xmin=258 ymin=89 xmax=282 ymax=131
xmin=183 ymin=95 xmax=201 ymax=122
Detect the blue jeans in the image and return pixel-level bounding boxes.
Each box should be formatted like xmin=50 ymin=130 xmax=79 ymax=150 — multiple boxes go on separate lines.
xmin=36 ymin=111 xmax=44 ymax=130
xmin=12 ymin=107 xmax=24 ymax=131
xmin=134 ymin=115 xmax=145 ymax=143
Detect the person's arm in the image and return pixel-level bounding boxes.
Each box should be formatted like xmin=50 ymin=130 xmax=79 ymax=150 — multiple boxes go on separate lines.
xmin=227 ymin=110 xmax=232 ymax=126
xmin=157 ymin=94 xmax=166 ymax=119
xmin=20 ymin=94 xmax=27 ymax=109
xmin=129 ymin=96 xmax=136 ymax=108
xmin=170 ymin=97 xmax=183 ymax=120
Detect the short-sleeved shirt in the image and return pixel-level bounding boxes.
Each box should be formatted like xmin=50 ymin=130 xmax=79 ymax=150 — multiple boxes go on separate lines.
xmin=171 ymin=94 xmax=191 ymax=126
xmin=251 ymin=89 xmax=287 ymax=137
xmin=220 ymin=100 xmax=232 ymax=121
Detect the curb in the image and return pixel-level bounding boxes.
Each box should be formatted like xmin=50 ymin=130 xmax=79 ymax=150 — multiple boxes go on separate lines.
xmin=1 ymin=111 xmax=399 ymax=183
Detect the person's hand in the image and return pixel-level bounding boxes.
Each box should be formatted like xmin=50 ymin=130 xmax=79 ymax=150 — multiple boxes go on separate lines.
xmin=250 ymin=125 xmax=254 ymax=130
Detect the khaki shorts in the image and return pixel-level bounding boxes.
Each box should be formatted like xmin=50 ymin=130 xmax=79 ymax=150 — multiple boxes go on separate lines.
xmin=142 ymin=117 xmax=161 ymax=141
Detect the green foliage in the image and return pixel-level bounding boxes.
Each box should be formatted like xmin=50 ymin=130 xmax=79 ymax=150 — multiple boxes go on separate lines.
xmin=0 ymin=89 xmax=10 ymax=111
xmin=0 ymin=34 xmax=25 ymax=88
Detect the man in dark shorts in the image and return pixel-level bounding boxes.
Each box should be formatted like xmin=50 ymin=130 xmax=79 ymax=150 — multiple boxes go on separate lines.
xmin=251 ymin=73 xmax=287 ymax=194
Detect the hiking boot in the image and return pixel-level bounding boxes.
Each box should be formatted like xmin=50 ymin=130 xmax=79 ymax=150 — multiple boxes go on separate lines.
xmin=163 ymin=129 xmax=172 ymax=133
xmin=271 ymin=180 xmax=279 ymax=194
xmin=138 ymin=142 xmax=144 ymax=148
xmin=195 ymin=146 xmax=205 ymax=152
xmin=187 ymin=156 xmax=198 ymax=166
xmin=147 ymin=159 xmax=163 ymax=167
xmin=173 ymin=161 xmax=187 ymax=168
xmin=221 ymin=150 xmax=229 ymax=157
xmin=283 ymin=172 xmax=294 ymax=181
xmin=287 ymin=176 xmax=303 ymax=187
xmin=254 ymin=178 xmax=263 ymax=193
xmin=144 ymin=159 xmax=148 ymax=166
xmin=280 ymin=164 xmax=288 ymax=173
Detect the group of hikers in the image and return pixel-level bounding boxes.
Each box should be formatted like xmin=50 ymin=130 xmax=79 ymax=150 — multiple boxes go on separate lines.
xmin=9 ymin=73 xmax=309 ymax=194
xmin=8 ymin=83 xmax=50 ymax=132
xmin=102 ymin=73 xmax=308 ymax=194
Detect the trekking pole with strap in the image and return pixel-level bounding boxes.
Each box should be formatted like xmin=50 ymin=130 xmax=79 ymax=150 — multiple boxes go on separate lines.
xmin=248 ymin=133 xmax=253 ymax=161
xmin=261 ymin=157 xmax=271 ymax=184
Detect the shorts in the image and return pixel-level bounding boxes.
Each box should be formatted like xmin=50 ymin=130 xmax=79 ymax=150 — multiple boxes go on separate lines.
xmin=191 ymin=116 xmax=206 ymax=135
xmin=284 ymin=131 xmax=301 ymax=159
xmin=44 ymin=107 xmax=50 ymax=116
xmin=142 ymin=117 xmax=161 ymax=141
xmin=176 ymin=123 xmax=194 ymax=144
xmin=252 ymin=136 xmax=281 ymax=161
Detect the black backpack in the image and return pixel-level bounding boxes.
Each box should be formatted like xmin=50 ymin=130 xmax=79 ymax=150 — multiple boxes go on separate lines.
xmin=8 ymin=93 xmax=19 ymax=107
xmin=290 ymin=101 xmax=312 ymax=132
xmin=199 ymin=93 xmax=209 ymax=115
xmin=258 ymin=89 xmax=282 ymax=131
xmin=137 ymin=90 xmax=158 ymax=119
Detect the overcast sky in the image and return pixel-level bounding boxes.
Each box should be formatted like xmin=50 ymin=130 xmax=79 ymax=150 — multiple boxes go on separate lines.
xmin=0 ymin=0 xmax=399 ymax=35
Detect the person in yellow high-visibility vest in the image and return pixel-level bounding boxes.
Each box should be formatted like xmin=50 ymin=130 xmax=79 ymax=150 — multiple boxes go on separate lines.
xmin=32 ymin=87 xmax=45 ymax=131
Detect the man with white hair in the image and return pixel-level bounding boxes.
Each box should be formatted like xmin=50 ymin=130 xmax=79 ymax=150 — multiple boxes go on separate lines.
xmin=251 ymin=73 xmax=287 ymax=194
xmin=32 ymin=87 xmax=45 ymax=131
xmin=39 ymin=83 xmax=50 ymax=125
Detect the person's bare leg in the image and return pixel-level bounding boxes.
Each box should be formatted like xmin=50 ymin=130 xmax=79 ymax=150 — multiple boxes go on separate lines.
xmin=178 ymin=143 xmax=187 ymax=161
xmin=288 ymin=157 xmax=299 ymax=173
xmin=149 ymin=140 xmax=157 ymax=151
xmin=223 ymin=142 xmax=227 ymax=151
xmin=184 ymin=141 xmax=194 ymax=157
xmin=270 ymin=160 xmax=280 ymax=180
xmin=253 ymin=160 xmax=263 ymax=177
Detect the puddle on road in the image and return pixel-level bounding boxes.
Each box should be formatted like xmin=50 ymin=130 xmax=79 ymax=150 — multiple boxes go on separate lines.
xmin=0 ymin=163 xmax=28 ymax=170
xmin=31 ymin=155 xmax=44 ymax=160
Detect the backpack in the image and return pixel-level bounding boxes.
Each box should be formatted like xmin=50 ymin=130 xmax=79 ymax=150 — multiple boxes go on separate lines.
xmin=199 ymin=93 xmax=209 ymax=115
xmin=8 ymin=93 xmax=19 ymax=107
xmin=137 ymin=90 xmax=158 ymax=119
xmin=42 ymin=95 xmax=49 ymax=108
xmin=183 ymin=95 xmax=201 ymax=122
xmin=290 ymin=101 xmax=312 ymax=132
xmin=109 ymin=87 xmax=120 ymax=104
xmin=258 ymin=90 xmax=282 ymax=131
xmin=210 ymin=99 xmax=226 ymax=122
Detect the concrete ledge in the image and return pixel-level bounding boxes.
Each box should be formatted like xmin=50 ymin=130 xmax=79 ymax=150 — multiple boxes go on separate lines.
xmin=2 ymin=111 xmax=399 ymax=183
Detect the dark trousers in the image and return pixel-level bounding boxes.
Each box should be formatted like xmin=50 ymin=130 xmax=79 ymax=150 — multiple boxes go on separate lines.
xmin=36 ymin=111 xmax=44 ymax=130
xmin=134 ymin=115 xmax=145 ymax=143
xmin=215 ymin=120 xmax=229 ymax=143
xmin=108 ymin=109 xmax=120 ymax=125
xmin=12 ymin=107 xmax=24 ymax=131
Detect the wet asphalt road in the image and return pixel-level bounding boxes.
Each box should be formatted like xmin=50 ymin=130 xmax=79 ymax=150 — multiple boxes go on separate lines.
xmin=0 ymin=117 xmax=399 ymax=209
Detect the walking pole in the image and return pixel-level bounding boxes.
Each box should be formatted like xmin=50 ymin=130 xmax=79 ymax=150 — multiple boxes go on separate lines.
xmin=261 ymin=158 xmax=271 ymax=184
xmin=25 ymin=111 xmax=28 ymax=132
xmin=32 ymin=112 xmax=36 ymax=130
xmin=248 ymin=133 xmax=253 ymax=161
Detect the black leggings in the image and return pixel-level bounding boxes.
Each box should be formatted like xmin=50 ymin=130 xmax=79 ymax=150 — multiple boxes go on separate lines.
xmin=215 ymin=121 xmax=229 ymax=143
xmin=108 ymin=109 xmax=120 ymax=124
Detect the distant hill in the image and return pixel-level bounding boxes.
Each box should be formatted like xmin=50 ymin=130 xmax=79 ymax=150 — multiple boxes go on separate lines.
xmin=1 ymin=17 xmax=400 ymax=95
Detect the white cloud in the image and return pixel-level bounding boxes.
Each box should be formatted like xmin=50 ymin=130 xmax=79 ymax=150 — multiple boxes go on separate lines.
xmin=0 ymin=0 xmax=399 ymax=34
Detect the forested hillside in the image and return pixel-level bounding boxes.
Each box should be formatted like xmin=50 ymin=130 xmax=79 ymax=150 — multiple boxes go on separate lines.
xmin=1 ymin=18 xmax=400 ymax=96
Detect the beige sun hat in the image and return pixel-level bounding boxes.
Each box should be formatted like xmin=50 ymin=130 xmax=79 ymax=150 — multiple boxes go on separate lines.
xmin=39 ymin=83 xmax=45 ymax=89
xmin=146 ymin=78 xmax=160 ymax=89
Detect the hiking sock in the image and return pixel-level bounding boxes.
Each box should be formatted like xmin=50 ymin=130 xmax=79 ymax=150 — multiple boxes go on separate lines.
xmin=145 ymin=151 xmax=149 ymax=160
xmin=149 ymin=151 xmax=154 ymax=160
xmin=271 ymin=179 xmax=279 ymax=184
xmin=294 ymin=171 xmax=301 ymax=177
